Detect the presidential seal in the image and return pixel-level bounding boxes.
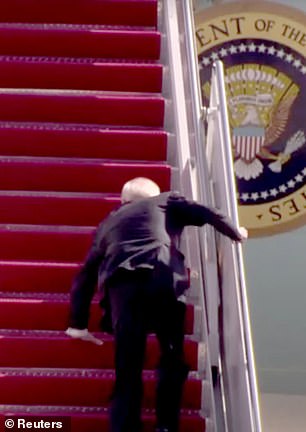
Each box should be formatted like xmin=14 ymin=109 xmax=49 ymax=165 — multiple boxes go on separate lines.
xmin=195 ymin=2 xmax=306 ymax=237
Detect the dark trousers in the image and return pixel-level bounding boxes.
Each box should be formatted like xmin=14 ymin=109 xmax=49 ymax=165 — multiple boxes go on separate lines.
xmin=106 ymin=265 xmax=189 ymax=432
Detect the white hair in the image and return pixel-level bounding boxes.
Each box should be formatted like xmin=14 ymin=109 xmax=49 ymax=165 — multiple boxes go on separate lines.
xmin=121 ymin=177 xmax=161 ymax=203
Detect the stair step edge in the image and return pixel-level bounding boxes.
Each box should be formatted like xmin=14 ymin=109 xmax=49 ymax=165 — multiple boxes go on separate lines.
xmin=0 ymin=88 xmax=164 ymax=98
xmin=0 ymin=155 xmax=170 ymax=165
xmin=0 ymin=56 xmax=162 ymax=66
xmin=0 ymin=405 xmax=203 ymax=417
xmin=0 ymin=367 xmax=202 ymax=380
xmin=0 ymin=328 xmax=198 ymax=341
xmin=0 ymin=260 xmax=80 ymax=266
xmin=0 ymin=292 xmax=82 ymax=301
xmin=0 ymin=121 xmax=168 ymax=132
xmin=0 ymin=223 xmax=94 ymax=233
xmin=0 ymin=191 xmax=121 ymax=199
xmin=0 ymin=23 xmax=159 ymax=32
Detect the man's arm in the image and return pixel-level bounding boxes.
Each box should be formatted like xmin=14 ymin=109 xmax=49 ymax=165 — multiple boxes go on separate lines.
xmin=200 ymin=205 xmax=246 ymax=241
xmin=66 ymin=245 xmax=104 ymax=345
xmin=68 ymin=247 xmax=101 ymax=330
xmin=169 ymin=194 xmax=245 ymax=241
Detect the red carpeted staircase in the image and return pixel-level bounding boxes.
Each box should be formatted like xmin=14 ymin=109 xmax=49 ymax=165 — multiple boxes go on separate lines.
xmin=0 ymin=1 xmax=205 ymax=431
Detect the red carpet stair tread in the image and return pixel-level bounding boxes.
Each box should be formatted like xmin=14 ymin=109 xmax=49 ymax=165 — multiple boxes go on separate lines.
xmin=0 ymin=293 xmax=195 ymax=335
xmin=0 ymin=92 xmax=165 ymax=127
xmin=0 ymin=26 xmax=161 ymax=59
xmin=0 ymin=368 xmax=202 ymax=409
xmin=0 ymin=330 xmax=198 ymax=371
xmin=0 ymin=158 xmax=171 ymax=193
xmin=0 ymin=57 xmax=163 ymax=93
xmin=0 ymin=0 xmax=159 ymax=26
xmin=0 ymin=408 xmax=204 ymax=432
xmin=0 ymin=123 xmax=167 ymax=160
xmin=0 ymin=192 xmax=121 ymax=226
xmin=0 ymin=225 xmax=93 ymax=261
xmin=0 ymin=0 xmax=205 ymax=430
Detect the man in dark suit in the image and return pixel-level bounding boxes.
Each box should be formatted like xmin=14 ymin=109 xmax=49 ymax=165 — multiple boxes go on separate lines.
xmin=66 ymin=177 xmax=247 ymax=432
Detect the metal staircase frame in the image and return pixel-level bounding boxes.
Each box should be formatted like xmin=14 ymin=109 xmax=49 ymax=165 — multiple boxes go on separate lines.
xmin=159 ymin=1 xmax=262 ymax=431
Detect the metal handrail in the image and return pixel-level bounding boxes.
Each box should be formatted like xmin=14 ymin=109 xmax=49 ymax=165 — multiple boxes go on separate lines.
xmin=161 ymin=0 xmax=262 ymax=429
xmin=180 ymin=2 xmax=228 ymax=431
xmin=213 ymin=60 xmax=262 ymax=432
xmin=161 ymin=1 xmax=218 ymax=430
xmin=182 ymin=0 xmax=224 ymax=398
xmin=177 ymin=1 xmax=262 ymax=430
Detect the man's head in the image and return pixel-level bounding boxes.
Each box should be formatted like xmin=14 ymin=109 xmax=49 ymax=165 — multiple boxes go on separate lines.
xmin=121 ymin=177 xmax=161 ymax=203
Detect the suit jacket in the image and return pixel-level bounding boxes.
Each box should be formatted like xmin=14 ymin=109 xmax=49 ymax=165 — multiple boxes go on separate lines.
xmin=69 ymin=192 xmax=242 ymax=329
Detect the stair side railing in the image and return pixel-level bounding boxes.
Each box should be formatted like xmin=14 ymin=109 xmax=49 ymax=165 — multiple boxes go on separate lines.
xmin=159 ymin=1 xmax=262 ymax=431
xmin=206 ymin=60 xmax=262 ymax=432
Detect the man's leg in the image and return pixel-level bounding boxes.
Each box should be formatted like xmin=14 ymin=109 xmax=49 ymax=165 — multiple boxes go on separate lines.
xmin=154 ymin=291 xmax=190 ymax=432
xmin=108 ymin=271 xmax=148 ymax=432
